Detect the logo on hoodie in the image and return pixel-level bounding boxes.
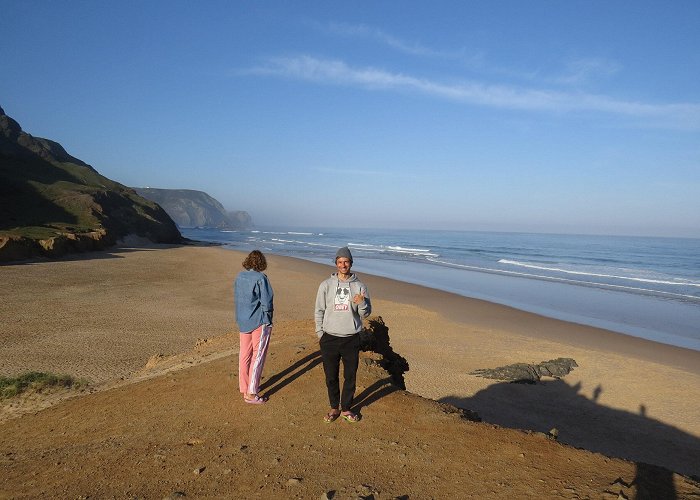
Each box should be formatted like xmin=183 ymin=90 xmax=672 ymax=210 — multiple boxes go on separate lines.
xmin=334 ymin=284 xmax=350 ymax=311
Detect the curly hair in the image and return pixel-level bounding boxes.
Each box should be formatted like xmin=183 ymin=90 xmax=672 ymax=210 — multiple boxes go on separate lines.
xmin=242 ymin=250 xmax=267 ymax=272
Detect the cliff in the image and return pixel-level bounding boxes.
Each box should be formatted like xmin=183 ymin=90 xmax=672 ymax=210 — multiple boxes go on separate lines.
xmin=0 ymin=105 xmax=182 ymax=262
xmin=134 ymin=187 xmax=252 ymax=229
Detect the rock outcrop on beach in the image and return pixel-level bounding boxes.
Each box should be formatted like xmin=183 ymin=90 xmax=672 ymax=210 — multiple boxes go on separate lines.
xmin=359 ymin=316 xmax=411 ymax=389
xmin=0 ymin=105 xmax=182 ymax=262
xmin=470 ymin=357 xmax=579 ymax=383
xmin=133 ymin=187 xmax=252 ymax=230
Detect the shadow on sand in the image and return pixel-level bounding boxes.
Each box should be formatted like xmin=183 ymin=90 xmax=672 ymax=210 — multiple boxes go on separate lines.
xmin=259 ymin=317 xmax=409 ymax=414
xmin=2 ymin=244 xmax=191 ymax=266
xmin=353 ymin=316 xmax=410 ymax=413
xmin=441 ymin=379 xmax=700 ymax=498
xmin=259 ymin=350 xmax=323 ymax=398
xmin=256 ymin=317 xmax=698 ymax=497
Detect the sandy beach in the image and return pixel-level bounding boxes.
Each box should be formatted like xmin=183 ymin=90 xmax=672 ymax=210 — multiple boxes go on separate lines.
xmin=2 ymin=244 xmax=699 ymax=496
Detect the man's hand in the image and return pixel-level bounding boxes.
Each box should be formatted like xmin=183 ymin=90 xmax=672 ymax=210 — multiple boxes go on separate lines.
xmin=352 ymin=293 xmax=365 ymax=304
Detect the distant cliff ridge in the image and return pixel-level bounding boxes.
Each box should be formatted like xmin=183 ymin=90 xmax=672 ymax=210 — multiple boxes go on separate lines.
xmin=0 ymin=105 xmax=182 ymax=262
xmin=134 ymin=188 xmax=253 ymax=230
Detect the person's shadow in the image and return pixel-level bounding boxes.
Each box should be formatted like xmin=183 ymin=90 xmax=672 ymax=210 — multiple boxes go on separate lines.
xmin=255 ymin=321 xmax=697 ymax=497
xmin=441 ymin=379 xmax=700 ymax=499
xmin=259 ymin=350 xmax=323 ymax=397
xmin=352 ymin=377 xmax=400 ymax=412
xmin=259 ymin=317 xmax=409 ymax=414
xmin=352 ymin=316 xmax=411 ymax=414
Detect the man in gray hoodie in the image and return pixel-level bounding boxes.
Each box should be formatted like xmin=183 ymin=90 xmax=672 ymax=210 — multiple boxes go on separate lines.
xmin=315 ymin=246 xmax=371 ymax=423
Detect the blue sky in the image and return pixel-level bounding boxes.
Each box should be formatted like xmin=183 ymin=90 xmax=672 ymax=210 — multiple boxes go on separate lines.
xmin=2 ymin=1 xmax=699 ymax=237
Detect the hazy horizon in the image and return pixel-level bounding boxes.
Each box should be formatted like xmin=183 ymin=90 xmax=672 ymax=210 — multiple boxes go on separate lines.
xmin=2 ymin=2 xmax=699 ymax=238
xmin=244 ymin=223 xmax=699 ymax=240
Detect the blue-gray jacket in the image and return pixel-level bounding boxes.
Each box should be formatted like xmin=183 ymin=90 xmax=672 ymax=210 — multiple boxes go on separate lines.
xmin=234 ymin=270 xmax=274 ymax=333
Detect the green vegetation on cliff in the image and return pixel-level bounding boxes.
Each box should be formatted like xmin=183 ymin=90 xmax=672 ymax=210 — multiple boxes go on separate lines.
xmin=0 ymin=105 xmax=182 ymax=261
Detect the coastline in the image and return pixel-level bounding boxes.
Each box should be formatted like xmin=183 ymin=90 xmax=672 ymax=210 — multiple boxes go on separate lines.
xmin=264 ymin=252 xmax=700 ymax=374
xmin=1 ymin=244 xmax=699 ymax=477
xmin=351 ymin=257 xmax=700 ymax=352
xmin=182 ymin=227 xmax=700 ymax=351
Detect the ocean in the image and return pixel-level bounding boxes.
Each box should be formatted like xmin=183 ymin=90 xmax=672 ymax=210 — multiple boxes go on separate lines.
xmin=181 ymin=227 xmax=700 ymax=352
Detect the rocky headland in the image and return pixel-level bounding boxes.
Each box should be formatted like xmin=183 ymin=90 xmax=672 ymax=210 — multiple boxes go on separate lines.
xmin=0 ymin=105 xmax=181 ymax=262
xmin=134 ymin=187 xmax=252 ymax=230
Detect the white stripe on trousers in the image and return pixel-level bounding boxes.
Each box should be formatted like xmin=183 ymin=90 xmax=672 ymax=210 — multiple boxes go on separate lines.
xmin=248 ymin=324 xmax=272 ymax=394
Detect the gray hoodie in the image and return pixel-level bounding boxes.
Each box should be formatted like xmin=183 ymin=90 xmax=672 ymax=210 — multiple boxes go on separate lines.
xmin=315 ymin=273 xmax=371 ymax=338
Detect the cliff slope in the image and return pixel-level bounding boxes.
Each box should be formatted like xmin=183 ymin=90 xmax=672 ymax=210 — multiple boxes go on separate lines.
xmin=134 ymin=187 xmax=252 ymax=229
xmin=0 ymin=106 xmax=181 ymax=262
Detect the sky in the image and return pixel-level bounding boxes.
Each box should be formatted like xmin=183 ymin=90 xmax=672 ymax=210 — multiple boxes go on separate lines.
xmin=2 ymin=1 xmax=699 ymax=237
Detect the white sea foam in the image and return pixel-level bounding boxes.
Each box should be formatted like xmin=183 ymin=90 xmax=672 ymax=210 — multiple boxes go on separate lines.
xmin=426 ymin=257 xmax=700 ymax=301
xmin=357 ymin=247 xmax=386 ymax=253
xmin=387 ymin=245 xmax=432 ymax=253
xmin=348 ymin=243 xmax=385 ymax=253
xmin=349 ymin=242 xmax=437 ymax=257
xmin=499 ymin=259 xmax=700 ymax=287
xmin=307 ymin=242 xmax=337 ymax=248
xmin=182 ymin=226 xmax=700 ymax=347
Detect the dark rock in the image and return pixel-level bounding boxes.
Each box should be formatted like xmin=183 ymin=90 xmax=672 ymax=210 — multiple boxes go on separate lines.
xmin=470 ymin=358 xmax=578 ymax=383
xmin=352 ymin=483 xmax=379 ymax=499
xmin=359 ymin=317 xmax=409 ymax=389
xmin=537 ymin=358 xmax=579 ymax=377
xmin=437 ymin=401 xmax=481 ymax=422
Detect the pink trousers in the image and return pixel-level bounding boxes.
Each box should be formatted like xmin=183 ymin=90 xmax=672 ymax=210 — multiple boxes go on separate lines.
xmin=238 ymin=324 xmax=272 ymax=395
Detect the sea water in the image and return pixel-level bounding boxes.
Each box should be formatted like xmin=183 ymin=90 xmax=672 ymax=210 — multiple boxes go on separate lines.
xmin=181 ymin=227 xmax=700 ymax=351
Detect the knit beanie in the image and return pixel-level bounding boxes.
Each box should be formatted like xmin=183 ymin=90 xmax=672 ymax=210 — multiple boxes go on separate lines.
xmin=335 ymin=246 xmax=353 ymax=263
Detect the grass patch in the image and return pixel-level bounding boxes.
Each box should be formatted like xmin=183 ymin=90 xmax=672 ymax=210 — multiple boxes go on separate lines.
xmin=0 ymin=372 xmax=88 ymax=399
xmin=1 ymin=223 xmax=98 ymax=239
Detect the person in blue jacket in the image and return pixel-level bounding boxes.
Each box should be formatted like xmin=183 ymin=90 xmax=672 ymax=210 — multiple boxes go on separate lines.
xmin=234 ymin=250 xmax=274 ymax=404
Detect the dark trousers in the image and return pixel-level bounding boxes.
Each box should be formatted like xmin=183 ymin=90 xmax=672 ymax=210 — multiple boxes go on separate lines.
xmin=319 ymin=333 xmax=360 ymax=411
